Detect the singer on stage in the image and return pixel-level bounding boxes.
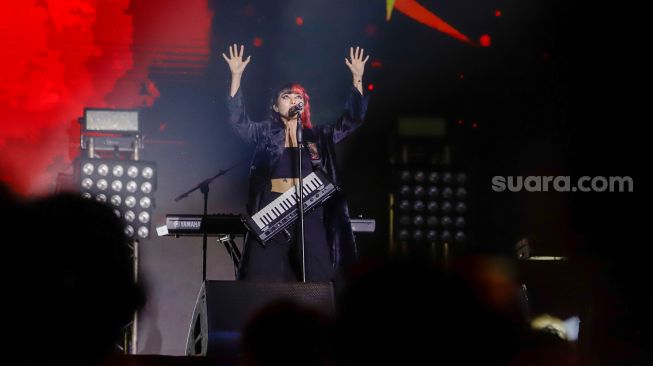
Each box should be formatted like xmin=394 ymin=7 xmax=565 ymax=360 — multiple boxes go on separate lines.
xmin=222 ymin=44 xmax=370 ymax=282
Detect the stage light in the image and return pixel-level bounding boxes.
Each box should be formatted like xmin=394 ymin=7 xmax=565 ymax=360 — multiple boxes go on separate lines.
xmin=138 ymin=211 xmax=150 ymax=224
xmin=124 ymin=210 xmax=135 ymax=222
xmin=83 ymin=163 xmax=94 ymax=175
xmin=399 ymin=170 xmax=412 ymax=182
xmin=82 ymin=178 xmax=93 ymax=190
xmin=83 ymin=109 xmax=139 ymax=133
xmin=98 ymin=164 xmax=109 ymax=176
xmin=413 ymin=229 xmax=424 ymax=241
xmin=399 ymin=200 xmax=411 ymax=211
xmin=127 ymin=166 xmax=139 ymax=178
xmin=140 ymin=182 xmax=152 ymax=194
xmin=142 ymin=167 xmax=154 ymax=179
xmin=113 ymin=165 xmax=124 ymax=177
xmin=442 ymin=187 xmax=453 ymax=198
xmin=426 ymin=230 xmax=437 ymax=241
xmin=413 ymin=215 xmax=424 ymax=226
xmin=393 ymin=165 xmax=469 ymax=247
xmin=125 ymin=196 xmax=136 ymax=208
xmin=79 ymin=103 xmax=154 ymax=354
xmin=456 ymin=187 xmax=467 ymax=199
xmin=480 ymin=35 xmax=491 ymax=47
xmin=137 ymin=226 xmax=149 ymax=239
xmin=77 ymin=158 xmax=157 ymax=239
xmin=139 ymin=197 xmax=151 ymax=209
xmin=413 ymin=200 xmax=425 ymax=212
xmin=110 ymin=195 xmax=122 ymax=206
xmin=427 ymin=201 xmax=438 ymax=212
xmin=112 ymin=180 xmax=123 ymax=192
xmin=126 ymin=181 xmax=138 ymax=193
xmin=96 ymin=179 xmax=108 ymax=191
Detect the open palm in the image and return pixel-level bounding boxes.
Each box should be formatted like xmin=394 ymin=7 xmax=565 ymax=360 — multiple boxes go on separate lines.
xmin=222 ymin=44 xmax=251 ymax=75
xmin=345 ymin=46 xmax=369 ymax=78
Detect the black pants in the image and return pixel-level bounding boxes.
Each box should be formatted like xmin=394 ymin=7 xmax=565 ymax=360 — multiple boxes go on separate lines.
xmin=237 ymin=208 xmax=334 ymax=282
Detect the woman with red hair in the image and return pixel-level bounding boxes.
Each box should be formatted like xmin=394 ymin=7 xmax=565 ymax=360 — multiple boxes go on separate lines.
xmin=223 ymin=44 xmax=370 ymax=282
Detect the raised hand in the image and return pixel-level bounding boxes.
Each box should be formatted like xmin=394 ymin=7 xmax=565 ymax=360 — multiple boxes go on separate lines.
xmin=345 ymin=46 xmax=369 ymax=94
xmin=345 ymin=46 xmax=370 ymax=79
xmin=222 ymin=44 xmax=251 ymax=76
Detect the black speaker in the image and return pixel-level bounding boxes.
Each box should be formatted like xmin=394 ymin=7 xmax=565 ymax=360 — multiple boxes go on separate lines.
xmin=185 ymin=281 xmax=334 ymax=360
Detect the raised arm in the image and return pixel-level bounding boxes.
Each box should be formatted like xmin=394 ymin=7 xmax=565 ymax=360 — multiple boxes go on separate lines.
xmin=331 ymin=47 xmax=371 ymax=143
xmin=222 ymin=44 xmax=261 ymax=144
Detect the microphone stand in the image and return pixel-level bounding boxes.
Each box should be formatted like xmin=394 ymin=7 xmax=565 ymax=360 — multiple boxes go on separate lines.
xmin=295 ymin=109 xmax=307 ymax=282
xmin=174 ymin=160 xmax=242 ymax=282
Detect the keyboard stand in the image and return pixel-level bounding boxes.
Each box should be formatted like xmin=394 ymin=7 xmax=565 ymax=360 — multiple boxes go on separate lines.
xmin=218 ymin=234 xmax=241 ymax=278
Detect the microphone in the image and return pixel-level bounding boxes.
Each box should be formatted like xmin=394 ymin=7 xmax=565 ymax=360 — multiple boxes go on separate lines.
xmin=288 ymin=102 xmax=304 ymax=115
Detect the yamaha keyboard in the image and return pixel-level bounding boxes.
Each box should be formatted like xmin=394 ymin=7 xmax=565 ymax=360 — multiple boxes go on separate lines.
xmin=161 ymin=214 xmax=246 ymax=236
xmin=244 ymin=170 xmax=337 ymax=243
xmin=159 ymin=214 xmax=376 ymax=237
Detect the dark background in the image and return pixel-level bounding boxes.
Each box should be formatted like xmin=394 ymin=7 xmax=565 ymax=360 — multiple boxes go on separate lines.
xmin=132 ymin=0 xmax=646 ymax=355
xmin=2 ymin=0 xmax=645 ymax=358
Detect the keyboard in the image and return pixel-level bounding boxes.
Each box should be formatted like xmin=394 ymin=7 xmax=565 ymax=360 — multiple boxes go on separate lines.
xmin=244 ymin=170 xmax=337 ymax=243
xmin=162 ymin=214 xmax=246 ymax=236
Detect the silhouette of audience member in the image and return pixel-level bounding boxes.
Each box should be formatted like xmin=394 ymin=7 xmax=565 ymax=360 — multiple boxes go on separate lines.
xmin=0 ymin=181 xmax=16 ymax=203
xmin=3 ymin=190 xmax=145 ymax=366
xmin=508 ymin=328 xmax=579 ymax=366
xmin=240 ymin=300 xmax=334 ymax=366
xmin=451 ymin=254 xmax=528 ymax=324
xmin=334 ymin=259 xmax=532 ymax=366
xmin=0 ymin=181 xmax=23 ymax=224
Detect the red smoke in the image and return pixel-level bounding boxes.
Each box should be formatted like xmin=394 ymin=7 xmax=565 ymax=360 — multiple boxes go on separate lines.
xmin=0 ymin=0 xmax=212 ymax=195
